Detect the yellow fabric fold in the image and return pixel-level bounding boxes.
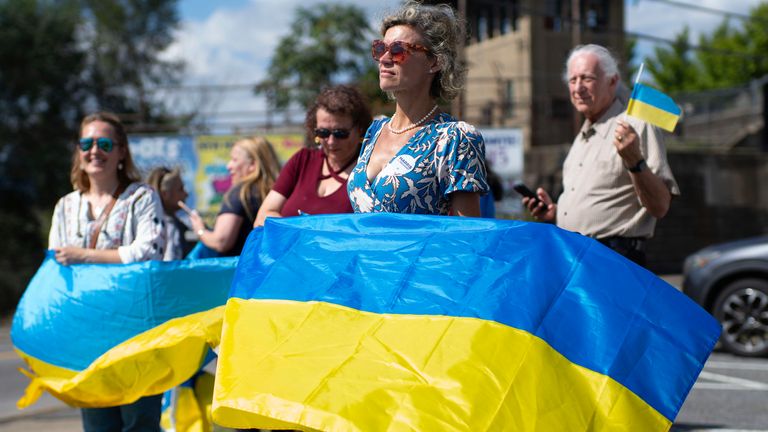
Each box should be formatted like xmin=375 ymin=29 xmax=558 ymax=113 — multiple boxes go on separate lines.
xmin=160 ymin=373 xmax=215 ymax=432
xmin=626 ymin=99 xmax=679 ymax=132
xmin=16 ymin=306 xmax=225 ymax=408
xmin=212 ymin=299 xmax=671 ymax=431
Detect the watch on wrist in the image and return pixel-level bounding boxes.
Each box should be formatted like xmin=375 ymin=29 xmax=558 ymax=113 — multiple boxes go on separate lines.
xmin=197 ymin=229 xmax=205 ymax=237
xmin=628 ymin=159 xmax=647 ymax=173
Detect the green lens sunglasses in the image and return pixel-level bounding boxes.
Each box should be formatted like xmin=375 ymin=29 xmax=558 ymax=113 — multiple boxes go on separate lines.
xmin=78 ymin=137 xmax=115 ymax=153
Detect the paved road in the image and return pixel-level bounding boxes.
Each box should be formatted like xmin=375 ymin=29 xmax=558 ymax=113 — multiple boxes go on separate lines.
xmin=0 ymin=316 xmax=79 ymax=432
xmin=2 ymin=275 xmax=766 ymax=431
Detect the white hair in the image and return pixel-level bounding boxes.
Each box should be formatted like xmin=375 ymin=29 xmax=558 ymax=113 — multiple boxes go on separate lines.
xmin=562 ymin=44 xmax=620 ymax=83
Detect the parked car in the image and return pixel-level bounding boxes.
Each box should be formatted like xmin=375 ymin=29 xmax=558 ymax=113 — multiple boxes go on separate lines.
xmin=683 ymin=235 xmax=768 ymax=357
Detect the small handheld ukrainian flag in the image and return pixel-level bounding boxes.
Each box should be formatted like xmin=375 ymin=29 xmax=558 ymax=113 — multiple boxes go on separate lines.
xmin=625 ymin=65 xmax=682 ymax=132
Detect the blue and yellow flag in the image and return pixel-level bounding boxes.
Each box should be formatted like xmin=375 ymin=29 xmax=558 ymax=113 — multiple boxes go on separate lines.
xmin=11 ymin=252 xmax=236 ymax=408
xmin=212 ymin=213 xmax=720 ymax=431
xmin=626 ymin=83 xmax=682 ymax=132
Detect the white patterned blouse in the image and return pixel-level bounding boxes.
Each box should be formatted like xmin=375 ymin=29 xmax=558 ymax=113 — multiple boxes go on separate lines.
xmin=48 ymin=182 xmax=167 ymax=263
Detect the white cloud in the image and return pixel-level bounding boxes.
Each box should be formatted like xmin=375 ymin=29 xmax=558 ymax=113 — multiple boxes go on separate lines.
xmin=161 ymin=0 xmax=399 ymax=132
xmin=626 ymin=0 xmax=762 ymax=63
xmin=166 ymin=0 xmax=399 ymax=85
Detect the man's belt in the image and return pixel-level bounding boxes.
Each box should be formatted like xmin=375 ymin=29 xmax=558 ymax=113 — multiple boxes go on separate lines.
xmin=597 ymin=236 xmax=646 ymax=252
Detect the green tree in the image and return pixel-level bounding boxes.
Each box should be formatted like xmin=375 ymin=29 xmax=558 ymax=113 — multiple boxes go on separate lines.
xmin=647 ymin=4 xmax=768 ymax=91
xmin=696 ymin=3 xmax=768 ymax=87
xmin=741 ymin=4 xmax=768 ymax=77
xmin=646 ymin=27 xmax=702 ymax=93
xmin=255 ymin=3 xmax=381 ymax=113
xmin=81 ymin=0 xmax=184 ymax=129
xmin=0 ymin=0 xmax=85 ymax=313
xmin=696 ymin=20 xmax=753 ymax=89
xmin=0 ymin=0 xmax=183 ymax=313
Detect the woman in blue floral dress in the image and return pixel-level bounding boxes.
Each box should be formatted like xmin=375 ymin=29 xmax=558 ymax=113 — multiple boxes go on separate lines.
xmin=347 ymin=1 xmax=489 ymax=216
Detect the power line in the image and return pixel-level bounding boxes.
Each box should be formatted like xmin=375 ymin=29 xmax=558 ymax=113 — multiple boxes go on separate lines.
xmin=512 ymin=3 xmax=768 ymax=61
xmin=641 ymin=0 xmax=752 ymax=21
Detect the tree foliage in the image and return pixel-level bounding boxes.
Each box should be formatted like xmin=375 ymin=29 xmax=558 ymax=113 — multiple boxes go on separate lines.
xmin=81 ymin=0 xmax=183 ymax=124
xmin=0 ymin=0 xmax=182 ymax=313
xmin=646 ymin=27 xmax=702 ymax=93
xmin=255 ymin=3 xmax=383 ymax=112
xmin=0 ymin=0 xmax=84 ymax=314
xmin=648 ymin=4 xmax=768 ymax=92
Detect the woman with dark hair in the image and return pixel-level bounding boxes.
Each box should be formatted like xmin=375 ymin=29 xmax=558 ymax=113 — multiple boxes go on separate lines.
xmin=254 ymin=84 xmax=373 ymax=226
xmin=48 ymin=111 xmax=166 ymax=431
xmin=347 ymin=1 xmax=489 ymax=215
xmin=189 ymin=136 xmax=281 ymax=256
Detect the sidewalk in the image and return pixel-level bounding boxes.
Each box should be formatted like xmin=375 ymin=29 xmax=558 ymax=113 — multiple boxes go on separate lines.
xmin=0 ymin=405 xmax=81 ymax=432
xmin=0 ymin=315 xmax=81 ymax=431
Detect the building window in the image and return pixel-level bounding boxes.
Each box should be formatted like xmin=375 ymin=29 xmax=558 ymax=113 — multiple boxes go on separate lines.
xmin=584 ymin=0 xmax=609 ymax=32
xmin=510 ymin=0 xmax=519 ymax=32
xmin=477 ymin=13 xmax=488 ymax=42
xmin=504 ymin=80 xmax=515 ymax=118
xmin=500 ymin=5 xmax=509 ymax=35
xmin=544 ymin=0 xmax=564 ymax=32
xmin=499 ymin=2 xmax=519 ymax=34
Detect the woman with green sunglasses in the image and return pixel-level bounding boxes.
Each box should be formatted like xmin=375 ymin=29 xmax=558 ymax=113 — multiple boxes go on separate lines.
xmin=48 ymin=111 xmax=167 ymax=431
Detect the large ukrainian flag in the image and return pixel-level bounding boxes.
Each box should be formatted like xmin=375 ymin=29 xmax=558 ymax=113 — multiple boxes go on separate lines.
xmin=212 ymin=214 xmax=720 ymax=431
xmin=626 ymin=83 xmax=682 ymax=132
xmin=11 ymin=253 xmax=236 ymax=408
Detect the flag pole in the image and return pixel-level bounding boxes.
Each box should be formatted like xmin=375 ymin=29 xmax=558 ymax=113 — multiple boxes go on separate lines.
xmin=624 ymin=63 xmax=646 ymax=118
xmin=635 ymin=63 xmax=645 ymax=85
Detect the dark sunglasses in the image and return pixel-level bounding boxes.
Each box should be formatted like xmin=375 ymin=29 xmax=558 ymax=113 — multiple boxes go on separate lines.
xmin=314 ymin=128 xmax=351 ymax=139
xmin=371 ymin=39 xmax=430 ymax=63
xmin=78 ymin=137 xmax=115 ymax=153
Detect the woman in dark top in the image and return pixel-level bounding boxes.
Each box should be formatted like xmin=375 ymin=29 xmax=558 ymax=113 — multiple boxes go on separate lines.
xmin=190 ymin=136 xmax=280 ymax=256
xmin=254 ymin=85 xmax=372 ymax=226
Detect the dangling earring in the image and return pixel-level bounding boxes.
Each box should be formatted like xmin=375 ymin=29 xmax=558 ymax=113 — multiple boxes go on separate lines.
xmin=314 ymin=137 xmax=321 ymax=145
xmin=118 ymin=161 xmax=124 ymax=170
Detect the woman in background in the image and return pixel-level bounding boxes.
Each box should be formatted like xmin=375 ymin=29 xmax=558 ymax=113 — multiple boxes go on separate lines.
xmin=49 ymin=111 xmax=166 ymax=431
xmin=189 ymin=136 xmax=280 ymax=256
xmin=254 ymin=85 xmax=372 ymax=226
xmin=147 ymin=166 xmax=192 ymax=260
xmin=347 ymin=1 xmax=489 ymax=215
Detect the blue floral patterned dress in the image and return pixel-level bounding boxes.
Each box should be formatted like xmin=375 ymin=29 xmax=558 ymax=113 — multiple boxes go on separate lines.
xmin=347 ymin=113 xmax=489 ymax=215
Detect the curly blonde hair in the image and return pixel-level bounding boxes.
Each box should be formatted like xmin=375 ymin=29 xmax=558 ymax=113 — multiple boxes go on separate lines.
xmin=381 ymin=1 xmax=467 ymax=101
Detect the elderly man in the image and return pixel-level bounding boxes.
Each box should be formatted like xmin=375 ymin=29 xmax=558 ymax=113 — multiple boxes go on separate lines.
xmin=524 ymin=44 xmax=679 ymax=266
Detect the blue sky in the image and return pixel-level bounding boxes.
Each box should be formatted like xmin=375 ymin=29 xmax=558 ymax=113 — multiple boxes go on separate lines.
xmin=165 ymin=0 xmax=763 ymax=131
xmin=177 ymin=1 xmax=247 ymax=21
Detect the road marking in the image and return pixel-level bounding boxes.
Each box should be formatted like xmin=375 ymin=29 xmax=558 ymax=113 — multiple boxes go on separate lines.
xmin=676 ymin=430 xmax=768 ymax=432
xmin=694 ymin=382 xmax=768 ymax=391
xmin=696 ymin=371 xmax=768 ymax=390
xmin=706 ymin=361 xmax=768 ymax=371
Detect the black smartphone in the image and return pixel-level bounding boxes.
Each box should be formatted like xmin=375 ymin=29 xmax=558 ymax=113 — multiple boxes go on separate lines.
xmin=512 ymin=181 xmax=543 ymax=208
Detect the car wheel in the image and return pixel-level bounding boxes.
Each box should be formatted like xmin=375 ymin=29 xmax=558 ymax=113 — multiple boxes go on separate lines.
xmin=713 ymin=278 xmax=768 ymax=357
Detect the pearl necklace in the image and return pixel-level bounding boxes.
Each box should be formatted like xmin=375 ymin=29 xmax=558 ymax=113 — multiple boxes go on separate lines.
xmin=388 ymin=104 xmax=439 ymax=134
